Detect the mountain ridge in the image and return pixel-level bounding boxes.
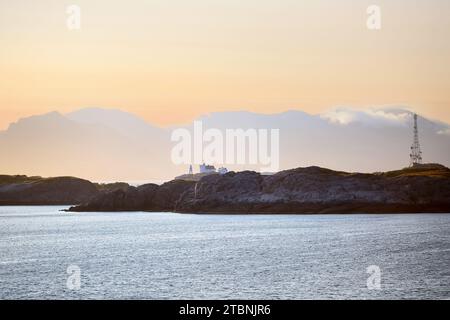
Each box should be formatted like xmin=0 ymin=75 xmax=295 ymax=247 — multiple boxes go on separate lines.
xmin=1 ymin=107 xmax=449 ymax=181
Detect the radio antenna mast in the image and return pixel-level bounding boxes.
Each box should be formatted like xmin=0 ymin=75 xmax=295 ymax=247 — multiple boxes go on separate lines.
xmin=409 ymin=113 xmax=423 ymax=167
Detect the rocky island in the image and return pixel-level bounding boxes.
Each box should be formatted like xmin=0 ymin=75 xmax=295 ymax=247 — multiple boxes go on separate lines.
xmin=67 ymin=163 xmax=450 ymax=214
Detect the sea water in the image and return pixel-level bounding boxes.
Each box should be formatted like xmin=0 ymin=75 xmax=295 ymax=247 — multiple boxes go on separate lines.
xmin=0 ymin=206 xmax=449 ymax=299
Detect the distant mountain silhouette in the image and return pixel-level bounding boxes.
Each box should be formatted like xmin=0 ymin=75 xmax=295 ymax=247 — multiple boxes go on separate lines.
xmin=1 ymin=107 xmax=449 ymax=182
xmin=67 ymin=107 xmax=162 ymax=139
xmin=0 ymin=109 xmax=170 ymax=182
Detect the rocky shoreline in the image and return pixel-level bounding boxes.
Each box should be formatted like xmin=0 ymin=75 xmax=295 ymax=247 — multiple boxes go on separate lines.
xmin=2 ymin=164 xmax=450 ymax=213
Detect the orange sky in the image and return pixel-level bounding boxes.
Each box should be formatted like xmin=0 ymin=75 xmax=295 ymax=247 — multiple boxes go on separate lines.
xmin=1 ymin=0 xmax=449 ymax=129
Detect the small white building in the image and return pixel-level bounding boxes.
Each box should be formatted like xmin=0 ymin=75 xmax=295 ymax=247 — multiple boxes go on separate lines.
xmin=199 ymin=163 xmax=216 ymax=174
xmin=217 ymin=167 xmax=228 ymax=175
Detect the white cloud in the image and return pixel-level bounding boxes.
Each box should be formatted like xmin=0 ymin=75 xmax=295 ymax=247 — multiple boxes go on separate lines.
xmin=320 ymin=107 xmax=411 ymax=126
xmin=320 ymin=109 xmax=355 ymax=125
xmin=437 ymin=128 xmax=450 ymax=135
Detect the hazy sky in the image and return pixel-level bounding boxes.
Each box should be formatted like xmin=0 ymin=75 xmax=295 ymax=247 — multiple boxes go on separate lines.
xmin=1 ymin=0 xmax=449 ymax=129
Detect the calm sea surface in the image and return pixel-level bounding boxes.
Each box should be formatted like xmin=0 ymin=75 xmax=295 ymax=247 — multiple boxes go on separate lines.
xmin=0 ymin=206 xmax=449 ymax=299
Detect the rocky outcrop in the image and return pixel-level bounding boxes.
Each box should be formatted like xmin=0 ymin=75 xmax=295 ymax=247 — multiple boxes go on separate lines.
xmin=68 ymin=180 xmax=195 ymax=212
xmin=175 ymin=165 xmax=450 ymax=213
xmin=0 ymin=175 xmax=100 ymax=205
xmin=0 ymin=175 xmax=132 ymax=205
xmin=67 ymin=164 xmax=450 ymax=214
